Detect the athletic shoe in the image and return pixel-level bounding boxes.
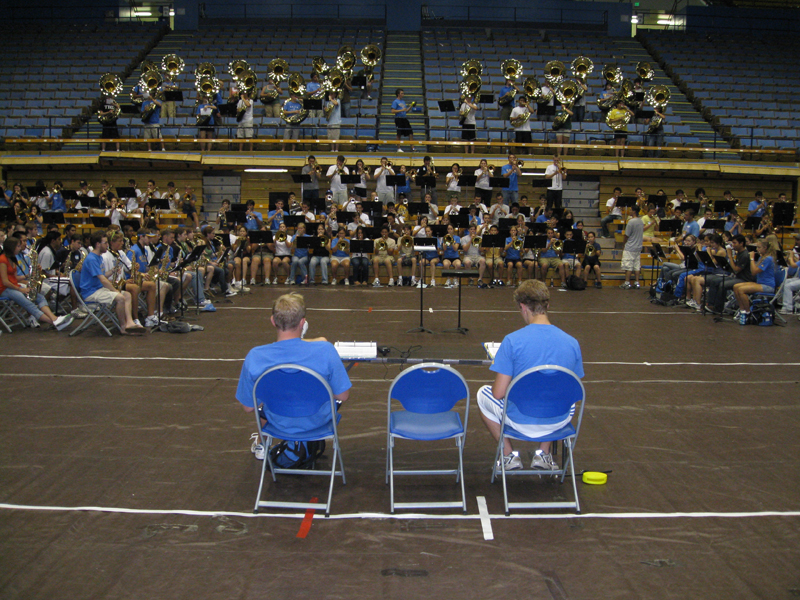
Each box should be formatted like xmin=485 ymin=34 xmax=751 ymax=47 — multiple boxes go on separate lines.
xmin=231 ymin=279 xmax=240 ymax=288
xmin=778 ymin=308 xmax=794 ymax=315
xmin=686 ymin=299 xmax=700 ymax=310
xmin=201 ymin=303 xmax=216 ymax=312
xmin=53 ymin=314 xmax=74 ymax=331
xmin=738 ymin=311 xmax=749 ymax=326
xmin=199 ymin=299 xmax=212 ymax=308
xmin=531 ymin=450 xmax=558 ymax=471
xmin=239 ymin=284 xmax=251 ymax=293
xmin=445 ymin=278 xmax=452 ymax=287
xmin=388 ymin=278 xmax=395 ymax=287
xmin=225 ymin=288 xmax=238 ymax=297
xmin=411 ymin=277 xmax=418 ymax=285
xmin=71 ymin=308 xmax=88 ymax=319
xmin=250 ymin=433 xmax=265 ymax=461
xmin=595 ymin=281 xmax=602 ymax=289
xmin=134 ymin=319 xmax=143 ymax=327
xmin=250 ymin=278 xmax=256 ymax=285
xmin=498 ymin=452 xmax=522 ymax=471
xmin=373 ymin=278 xmax=381 ymax=287
xmin=344 ymin=279 xmax=350 ymax=286
xmin=477 ymin=282 xmax=488 ymax=289
xmin=331 ymin=278 xmax=337 ymax=286
xmin=28 ymin=315 xmax=41 ymax=328
xmin=144 ymin=315 xmax=159 ymax=327
xmin=272 ymin=277 xmax=278 ymax=285
xmin=633 ymin=282 xmax=641 ymax=289
xmin=496 ymin=280 xmax=505 ymax=287
xmin=429 ymin=279 xmax=436 ymax=287
xmin=620 ymin=282 xmax=631 ymax=290
xmin=561 ymin=283 xmax=568 ymax=290
xmin=416 ymin=281 xmax=428 ymax=288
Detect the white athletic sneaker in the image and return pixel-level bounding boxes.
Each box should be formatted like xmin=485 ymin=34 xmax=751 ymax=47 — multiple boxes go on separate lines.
xmin=430 ymin=278 xmax=436 ymax=287
xmin=28 ymin=315 xmax=41 ymax=328
xmin=144 ymin=315 xmax=159 ymax=327
xmin=330 ymin=278 xmax=337 ymax=286
xmin=531 ymin=450 xmax=558 ymax=471
xmin=225 ymin=288 xmax=239 ymax=297
xmin=250 ymin=433 xmax=265 ymax=460
xmin=344 ymin=279 xmax=350 ymax=286
xmin=445 ymin=278 xmax=452 ymax=287
xmin=250 ymin=278 xmax=256 ymax=285
xmin=272 ymin=277 xmax=278 ymax=285
xmin=388 ymin=278 xmax=395 ymax=287
xmin=411 ymin=276 xmax=418 ymax=285
xmin=498 ymin=452 xmax=522 ymax=471
xmin=53 ymin=315 xmax=74 ymax=331
xmin=372 ymin=278 xmax=381 ymax=287
xmin=134 ymin=319 xmax=143 ymax=327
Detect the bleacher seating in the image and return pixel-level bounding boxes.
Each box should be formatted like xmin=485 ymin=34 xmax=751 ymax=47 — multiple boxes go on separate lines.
xmin=640 ymin=30 xmax=800 ymax=152
xmin=0 ymin=22 xmax=163 ymax=139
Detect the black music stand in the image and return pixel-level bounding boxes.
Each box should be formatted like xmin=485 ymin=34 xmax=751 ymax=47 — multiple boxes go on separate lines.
xmin=441 ymin=268 xmax=478 ymax=335
xmin=349 ymin=239 xmax=373 ymax=286
xmin=120 ymin=218 xmax=141 ymax=232
xmin=437 ymin=99 xmax=456 ymax=141
xmin=177 ymin=244 xmax=206 ymax=316
xmin=714 ymin=200 xmax=737 ymax=216
xmin=525 ymin=234 xmax=548 ymax=281
xmin=678 ymin=245 xmax=698 ymax=301
xmin=147 ymin=245 xmax=169 ymax=329
xmin=386 ymin=174 xmax=406 ymax=200
xmin=149 ymin=199 xmax=170 ymax=212
xmin=694 ymin=249 xmax=718 ymax=316
xmin=416 ymin=175 xmax=436 ymax=201
xmin=700 ymin=219 xmax=725 ymax=233
xmin=658 ymin=219 xmax=681 ymax=239
xmin=90 ymin=216 xmax=112 ymax=229
xmin=648 ymin=243 xmax=668 ymax=289
xmin=744 ymin=216 xmax=760 ymax=233
xmin=408 ymin=236 xmax=436 ymax=334
xmin=248 ymin=230 xmax=273 ymax=285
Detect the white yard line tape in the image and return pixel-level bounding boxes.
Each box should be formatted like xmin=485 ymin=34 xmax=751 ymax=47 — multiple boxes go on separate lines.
xmin=476 ymin=496 xmax=494 ymax=540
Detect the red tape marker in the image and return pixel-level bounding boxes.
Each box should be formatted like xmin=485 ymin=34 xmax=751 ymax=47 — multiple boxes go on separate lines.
xmin=296 ymin=497 xmax=319 ymax=538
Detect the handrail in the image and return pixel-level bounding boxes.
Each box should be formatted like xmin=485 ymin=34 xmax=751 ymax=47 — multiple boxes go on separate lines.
xmin=200 ymin=2 xmax=387 ymax=21
xmin=3 ymin=136 xmax=797 ymax=158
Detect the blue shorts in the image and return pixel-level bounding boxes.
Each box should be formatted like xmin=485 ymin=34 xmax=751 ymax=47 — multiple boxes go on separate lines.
xmin=758 ymin=284 xmax=775 ymax=294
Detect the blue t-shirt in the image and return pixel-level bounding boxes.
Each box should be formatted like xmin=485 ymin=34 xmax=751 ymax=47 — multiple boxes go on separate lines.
xmin=499 ymin=85 xmax=514 ymax=105
xmin=501 ymin=164 xmax=518 ymax=191
xmin=391 ymin=98 xmax=408 ymax=118
xmin=306 ymin=82 xmax=321 ymax=94
xmin=396 ymin=176 xmax=411 ymax=195
xmin=491 ymin=323 xmax=584 ymax=423
xmin=748 ymin=200 xmax=765 ymax=218
xmin=504 ymin=237 xmax=520 ymax=261
xmin=535 ymin=214 xmax=548 ymax=223
xmin=284 ymin=100 xmax=303 ymax=115
xmin=235 ymin=338 xmax=352 ymax=433
xmin=756 ymin=255 xmax=775 ymax=288
xmin=142 ymin=100 xmax=160 ymax=125
xmin=79 ymin=252 xmax=104 ymax=298
xmin=443 ymin=235 xmax=461 ymax=260
xmin=331 ymin=238 xmax=350 ymax=258
xmin=50 ymin=192 xmax=66 ymax=212
xmin=15 ymin=252 xmax=30 ymax=278
xmin=245 ymin=211 xmax=263 ymax=231
xmin=682 ymin=220 xmax=699 ymax=238
xmin=131 ymin=244 xmax=149 ymax=273
xmin=268 ymin=209 xmax=284 ymax=231
xmin=541 ymin=239 xmax=558 ymax=259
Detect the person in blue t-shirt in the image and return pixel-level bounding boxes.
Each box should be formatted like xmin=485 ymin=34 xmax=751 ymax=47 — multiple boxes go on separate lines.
xmin=497 ymin=78 xmax=518 ymax=121
xmin=391 ymin=88 xmax=415 ymax=152
xmin=141 ymin=94 xmax=163 ymax=152
xmin=78 ymin=231 xmax=143 ymax=334
xmin=281 ymin=92 xmax=304 ymax=152
xmin=267 ymin=198 xmax=285 ymax=231
xmin=500 ymin=154 xmax=521 ymax=206
xmin=679 ymin=210 xmax=700 ymax=242
xmin=747 ymin=192 xmax=767 ymax=219
xmin=244 ymin=200 xmax=263 ymax=231
xmin=236 ymin=292 xmax=351 ymax=459
xmin=478 ymin=279 xmax=584 ymax=471
xmin=733 ymin=238 xmax=777 ymax=324
xmin=503 ymin=225 xmax=524 ymax=286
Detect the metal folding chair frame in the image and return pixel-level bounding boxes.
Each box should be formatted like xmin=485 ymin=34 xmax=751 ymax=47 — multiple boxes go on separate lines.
xmin=68 ymin=270 xmax=122 ymax=337
xmin=252 ymin=364 xmax=345 ymax=517
xmin=385 ymin=362 xmax=470 ymax=514
xmin=490 ymin=365 xmax=586 ymax=516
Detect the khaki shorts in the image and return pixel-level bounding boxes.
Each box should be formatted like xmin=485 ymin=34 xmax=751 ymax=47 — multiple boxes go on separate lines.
xmin=539 ymin=257 xmax=561 ymax=270
xmin=86 ymin=287 xmax=119 ymax=306
xmin=143 ymin=125 xmax=162 ymax=139
xmin=237 ymin=124 xmax=254 ymax=139
xmin=621 ymin=250 xmax=641 ymax=272
xmin=161 ymin=101 xmax=176 ymax=119
xmin=327 ymin=125 xmax=341 ymax=141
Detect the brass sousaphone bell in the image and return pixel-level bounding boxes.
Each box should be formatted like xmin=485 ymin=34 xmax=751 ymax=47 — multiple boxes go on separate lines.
xmin=261 ymin=58 xmax=290 ymax=103
xmin=228 ymin=59 xmax=250 ymax=79
xmin=544 ymin=60 xmax=566 ymax=86
xmin=571 ymin=56 xmax=594 ymax=83
xmin=195 ymin=62 xmax=217 ymax=79
xmin=500 ymin=58 xmax=523 ymax=81
xmin=645 ymin=85 xmax=670 ymax=133
xmin=162 ymin=54 xmax=185 ymax=77
xmin=459 ymin=74 xmax=482 ymax=98
xmin=360 ymin=44 xmax=382 ymax=67
xmin=553 ymin=80 xmax=580 ymax=131
xmin=460 ymin=59 xmax=483 ymax=78
xmin=523 ymin=76 xmax=542 ymax=103
xmin=636 ymin=61 xmax=655 ymax=81
xmin=97 ymin=73 xmax=123 ymax=124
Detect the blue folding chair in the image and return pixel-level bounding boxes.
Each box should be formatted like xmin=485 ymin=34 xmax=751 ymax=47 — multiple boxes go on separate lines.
xmin=252 ymin=364 xmax=345 ymax=517
xmin=68 ymin=269 xmax=121 ymax=337
xmin=491 ymin=365 xmax=586 ymax=516
xmin=0 ymin=296 xmax=29 ymax=332
xmin=386 ymin=363 xmax=470 ymax=513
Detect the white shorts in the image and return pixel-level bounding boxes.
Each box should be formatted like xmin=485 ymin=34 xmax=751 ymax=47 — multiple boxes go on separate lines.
xmin=621 ymin=250 xmax=641 ymax=272
xmin=237 ymin=124 xmax=254 ymax=139
xmin=86 ymin=287 xmax=119 ymax=306
xmin=477 ymin=385 xmax=572 ymax=439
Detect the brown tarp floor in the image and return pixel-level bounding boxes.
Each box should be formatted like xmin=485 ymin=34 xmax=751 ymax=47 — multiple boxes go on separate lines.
xmin=1 ymin=285 xmax=798 ymax=599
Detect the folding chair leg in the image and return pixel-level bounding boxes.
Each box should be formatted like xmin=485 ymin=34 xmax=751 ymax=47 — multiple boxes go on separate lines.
xmin=457 ymin=437 xmax=467 ymax=513
xmin=564 ymin=439 xmax=580 ymax=514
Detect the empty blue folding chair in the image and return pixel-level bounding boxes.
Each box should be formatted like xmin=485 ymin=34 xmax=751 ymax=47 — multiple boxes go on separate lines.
xmin=252 ymin=364 xmax=345 ymax=517
xmin=386 ymin=363 xmax=470 ymax=513
xmin=491 ymin=365 xmax=586 ymax=516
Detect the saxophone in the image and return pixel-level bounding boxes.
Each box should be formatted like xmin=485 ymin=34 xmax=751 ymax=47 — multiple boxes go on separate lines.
xmin=27 ymin=249 xmax=46 ymax=301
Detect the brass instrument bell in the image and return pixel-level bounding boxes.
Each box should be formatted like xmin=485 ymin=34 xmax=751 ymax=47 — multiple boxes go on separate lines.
xmin=544 ymin=60 xmax=566 ymax=86
xmin=360 ymin=44 xmax=382 ymax=67
xmin=500 ymin=59 xmax=523 ymax=81
xmin=571 ymin=56 xmax=594 ymax=82
xmin=636 ymin=61 xmax=655 ymax=81
xmin=228 ymin=59 xmax=250 ymax=79
xmin=460 ymin=59 xmax=483 ymax=78
xmin=162 ymin=54 xmax=185 ymax=77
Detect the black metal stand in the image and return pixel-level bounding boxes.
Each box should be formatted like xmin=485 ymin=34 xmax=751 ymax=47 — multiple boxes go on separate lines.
xmin=442 ymin=268 xmax=478 ymax=335
xmin=407 ymin=250 xmax=433 ymax=334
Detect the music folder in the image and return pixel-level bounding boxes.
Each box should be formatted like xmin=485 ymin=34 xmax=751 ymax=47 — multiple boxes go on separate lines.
xmin=248 ymin=230 xmax=273 ymax=245
xmin=437 ymin=100 xmax=456 ymax=113
xmin=478 ymin=94 xmax=494 ymax=104
xmin=413 ymin=236 xmax=437 ymax=252
xmin=120 ymin=219 xmax=140 ymax=231
xmin=149 ymin=244 xmax=168 ymax=266
xmin=650 ymin=242 xmax=668 ymax=260
xmin=385 ymin=175 xmax=406 ymax=187
xmin=90 ymin=216 xmax=112 ymax=228
xmin=489 ymin=177 xmax=510 ymax=189
xmin=349 ymin=239 xmax=374 ymax=254
xmin=225 ymin=211 xmax=248 ymax=226
xmin=163 ymin=90 xmax=183 ymax=102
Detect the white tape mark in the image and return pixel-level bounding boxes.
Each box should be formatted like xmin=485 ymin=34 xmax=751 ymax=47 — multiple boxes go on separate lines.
xmin=1 ymin=502 xmax=799 ymax=522
xmin=476 ymin=496 xmax=494 ymax=541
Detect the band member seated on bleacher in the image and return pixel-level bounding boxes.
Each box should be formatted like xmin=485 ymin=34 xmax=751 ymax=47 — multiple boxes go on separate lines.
xmin=269 ymin=221 xmax=291 ymax=284
xmin=462 ymin=223 xmax=485 ymax=287
xmin=600 ymin=187 xmax=622 ymax=239
xmin=350 ymin=226 xmax=370 ymax=286
xmin=503 ymin=225 xmax=524 ymax=287
xmin=417 ymin=225 xmax=440 ymax=288
xmin=747 ymin=191 xmax=767 ymax=219
xmin=733 ymin=237 xmax=777 ymax=325
xmin=686 ymin=233 xmax=727 ymax=311
xmin=440 ymin=223 xmax=462 ymax=289
xmin=642 ymin=203 xmax=661 ymax=243
xmin=559 ymin=229 xmax=580 ymax=287
xmin=394 ymin=223 xmax=417 ymax=286
xmin=538 ymin=228 xmax=560 ymax=284
xmin=0 ymin=237 xmax=73 ymax=331
xmin=289 ymin=222 xmax=310 ymax=285
xmin=104 ymin=231 xmax=143 ymax=325
xmin=266 ymin=198 xmax=286 ymax=232
xmin=372 ymin=225 xmax=397 ymax=287
xmin=79 ymin=231 xmax=142 ymax=334
xmin=131 ymin=229 xmax=173 ymax=325
xmin=329 ymin=228 xmax=351 ymax=286
xmin=308 ymin=223 xmax=331 ymax=285
xmin=580 ymin=231 xmax=603 ymax=288
xmin=244 ymin=200 xmax=263 ymax=231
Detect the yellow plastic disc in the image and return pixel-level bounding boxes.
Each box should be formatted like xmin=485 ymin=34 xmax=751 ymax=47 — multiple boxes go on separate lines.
xmin=582 ymin=471 xmax=608 ymax=485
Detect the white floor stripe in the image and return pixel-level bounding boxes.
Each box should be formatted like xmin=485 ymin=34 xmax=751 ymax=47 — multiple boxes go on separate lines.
xmin=221 ymin=306 xmax=694 ymax=316
xmin=1 ymin=502 xmax=799 ymax=522
xmin=2 ymin=354 xmax=799 ymax=368
xmin=476 ymin=496 xmax=494 ymax=540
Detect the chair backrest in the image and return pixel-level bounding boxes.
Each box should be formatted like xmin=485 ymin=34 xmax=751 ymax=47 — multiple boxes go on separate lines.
xmin=388 ymin=363 xmax=469 ymax=414
xmin=253 ymin=364 xmax=334 ymax=419
xmin=505 ymin=365 xmax=585 ymax=426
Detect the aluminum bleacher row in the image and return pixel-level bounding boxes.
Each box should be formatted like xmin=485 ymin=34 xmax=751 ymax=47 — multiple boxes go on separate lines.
xmin=0 ymin=22 xmax=163 ymax=139
xmin=640 ymin=30 xmax=800 ymax=151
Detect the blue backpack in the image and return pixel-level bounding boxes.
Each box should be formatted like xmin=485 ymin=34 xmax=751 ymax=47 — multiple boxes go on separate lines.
xmin=268 ymin=440 xmax=326 ymax=470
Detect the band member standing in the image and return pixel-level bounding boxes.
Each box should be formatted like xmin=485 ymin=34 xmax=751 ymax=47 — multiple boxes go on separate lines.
xmin=236 ymin=90 xmax=254 ymax=152
xmin=497 ymin=78 xmax=517 ymax=122
xmin=301 ymin=155 xmax=321 ymax=204
xmin=416 ymin=156 xmax=438 ymax=203
xmin=500 ymin=154 xmax=521 ymax=206
xmin=99 ymin=94 xmax=121 ymax=152
xmin=460 ymin=94 xmax=478 ymax=153
xmin=510 ymin=97 xmax=532 ymax=153
xmin=281 ymin=91 xmax=303 ymax=152
xmin=259 ymin=76 xmax=282 ymax=118
xmin=374 ymin=157 xmax=396 ymax=206
xmin=391 ymin=88 xmax=414 ymax=152
xmin=326 ymin=155 xmax=349 ymax=207
xmin=325 ymin=90 xmax=341 ymax=152
xmin=141 ymin=93 xmax=164 ymax=152
xmin=196 ymin=97 xmax=219 ymax=153
xmin=544 ymin=155 xmax=567 ymax=211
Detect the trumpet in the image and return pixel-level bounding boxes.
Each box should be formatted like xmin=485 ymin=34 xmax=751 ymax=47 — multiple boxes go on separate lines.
xmin=275 ymin=231 xmax=287 ymax=243
xmin=444 ymin=234 xmax=455 ymax=247
xmin=512 ymin=237 xmax=523 ymax=251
